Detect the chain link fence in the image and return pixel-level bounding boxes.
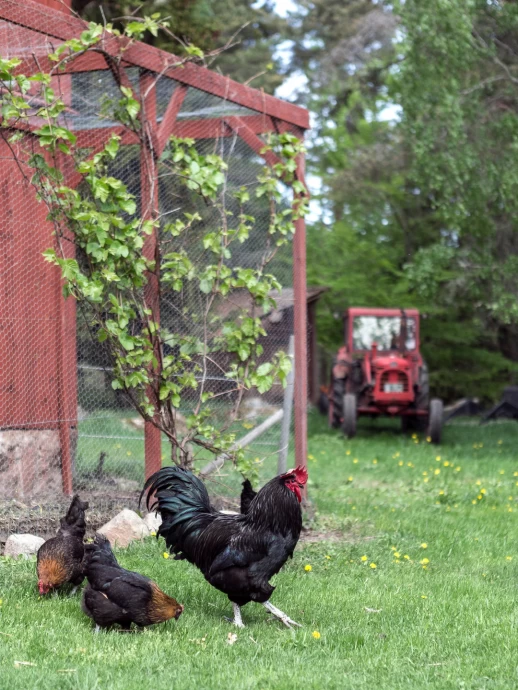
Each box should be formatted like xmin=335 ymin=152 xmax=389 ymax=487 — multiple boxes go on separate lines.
xmin=0 ymin=4 xmax=308 ymax=541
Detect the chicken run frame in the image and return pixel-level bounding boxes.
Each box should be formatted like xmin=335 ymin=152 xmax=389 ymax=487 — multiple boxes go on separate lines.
xmin=0 ymin=0 xmax=310 ymax=501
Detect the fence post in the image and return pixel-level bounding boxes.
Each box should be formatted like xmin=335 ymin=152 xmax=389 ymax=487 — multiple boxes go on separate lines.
xmin=293 ymin=152 xmax=308 ymax=485
xmin=278 ymin=335 xmax=295 ymax=474
xmin=140 ymin=72 xmax=162 ymax=480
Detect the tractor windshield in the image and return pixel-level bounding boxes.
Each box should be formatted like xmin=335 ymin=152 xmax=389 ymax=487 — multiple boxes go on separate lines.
xmin=352 ymin=316 xmax=417 ymax=352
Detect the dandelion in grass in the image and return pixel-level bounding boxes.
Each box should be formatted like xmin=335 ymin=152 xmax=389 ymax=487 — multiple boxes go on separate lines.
xmin=514 ymin=472 xmax=518 ymax=477
xmin=407 ymin=462 xmax=414 ymax=468
xmin=308 ymin=454 xmax=315 ymax=462
xmin=443 ymin=461 xmax=450 ymax=467
xmin=509 ymin=508 xmax=514 ymax=513
xmin=404 ymin=555 xmax=410 ymax=560
xmin=127 ymin=451 xmax=132 ymax=456
xmin=373 ymin=459 xmax=378 ymax=465
xmin=353 ymin=458 xmax=358 ymax=464
xmin=481 ymin=488 xmax=486 ymax=495
xmin=509 ymin=496 xmax=513 ymax=501
xmin=325 ymin=555 xmax=331 ymax=560
xmin=506 ymin=556 xmax=513 ymax=561
xmin=476 ymin=480 xmax=481 ymax=486
xmin=423 ymin=478 xmax=429 ymax=483
xmin=369 ymin=563 xmax=377 ymax=569
xmin=500 ymin=470 xmax=505 ymax=475
xmin=398 ymin=461 xmax=404 ymax=467
xmin=312 ymin=631 xmax=321 ymax=639
xmin=163 ymin=552 xmax=170 ymax=559
xmin=420 ymin=558 xmax=429 ymax=565
xmin=352 ymin=506 xmax=356 ymax=510
xmin=498 ymin=440 xmax=503 ymax=445
xmin=472 ymin=500 xmax=477 ymax=505
xmin=436 ymin=456 xmax=441 ymax=462
xmin=394 ymin=552 xmax=401 ymax=558
xmin=348 ymin=476 xmax=353 ymax=482
xmin=116 ymin=443 xmax=121 ymax=449
xmin=361 ymin=555 xmax=368 ymax=562
xmin=346 ymin=450 xmax=351 ymax=456
xmin=150 ymin=531 xmax=156 ymax=537
xmin=421 ymin=595 xmax=427 ymax=599
xmin=304 ymin=564 xmax=312 ymax=572
xmin=421 ymin=543 xmax=428 ymax=549
xmin=434 ymin=469 xmax=440 ymax=475
xmin=426 ymin=436 xmax=431 ymax=443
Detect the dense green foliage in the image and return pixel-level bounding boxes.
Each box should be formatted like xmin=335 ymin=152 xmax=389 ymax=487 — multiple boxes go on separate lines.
xmin=2 ymin=414 xmax=518 ymax=689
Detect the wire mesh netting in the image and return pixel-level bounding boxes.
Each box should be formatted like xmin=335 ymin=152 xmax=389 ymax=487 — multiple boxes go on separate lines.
xmin=0 ymin=9 xmax=308 ymax=539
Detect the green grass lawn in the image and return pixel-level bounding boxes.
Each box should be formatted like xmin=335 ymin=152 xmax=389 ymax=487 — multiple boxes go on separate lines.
xmin=2 ymin=413 xmax=518 ymax=689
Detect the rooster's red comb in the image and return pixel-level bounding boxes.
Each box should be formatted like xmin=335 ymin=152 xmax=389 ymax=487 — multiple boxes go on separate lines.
xmin=282 ymin=465 xmax=308 ymax=485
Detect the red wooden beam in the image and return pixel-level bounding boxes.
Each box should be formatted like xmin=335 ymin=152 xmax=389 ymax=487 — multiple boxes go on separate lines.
xmin=156 ymin=83 xmax=187 ymax=155
xmin=139 ymin=71 xmax=162 ymax=480
xmin=292 ymin=153 xmax=308 ymax=485
xmin=225 ymin=115 xmax=282 ymax=169
xmin=0 ymin=0 xmax=309 ymax=130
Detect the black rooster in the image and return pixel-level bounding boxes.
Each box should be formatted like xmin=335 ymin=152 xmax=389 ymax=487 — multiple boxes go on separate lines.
xmin=81 ymin=534 xmax=183 ymax=631
xmin=37 ymin=495 xmax=89 ymax=595
xmin=141 ymin=465 xmax=308 ymax=629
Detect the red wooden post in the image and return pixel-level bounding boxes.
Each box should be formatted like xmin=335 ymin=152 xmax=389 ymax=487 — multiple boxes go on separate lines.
xmin=140 ymin=72 xmax=162 ymax=480
xmin=293 ymin=152 xmax=308 ymax=482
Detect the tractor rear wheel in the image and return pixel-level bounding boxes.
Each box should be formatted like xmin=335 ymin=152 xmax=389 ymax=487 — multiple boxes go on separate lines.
xmin=330 ymin=377 xmax=345 ymax=429
xmin=416 ymin=362 xmax=430 ymax=410
xmin=428 ymin=398 xmax=444 ymax=444
xmin=342 ymin=393 xmax=357 ymax=439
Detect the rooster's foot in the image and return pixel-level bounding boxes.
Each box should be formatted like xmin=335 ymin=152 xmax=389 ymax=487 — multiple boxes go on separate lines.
xmin=224 ymin=603 xmax=245 ymax=628
xmin=262 ymin=600 xmax=301 ymax=629
xmin=94 ymin=625 xmax=100 ymax=634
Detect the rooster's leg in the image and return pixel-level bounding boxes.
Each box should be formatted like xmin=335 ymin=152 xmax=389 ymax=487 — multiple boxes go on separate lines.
xmin=262 ymin=601 xmax=301 ymax=629
xmin=94 ymin=625 xmax=100 ymax=634
xmin=69 ymin=586 xmax=78 ymax=597
xmin=224 ymin=602 xmax=245 ymax=628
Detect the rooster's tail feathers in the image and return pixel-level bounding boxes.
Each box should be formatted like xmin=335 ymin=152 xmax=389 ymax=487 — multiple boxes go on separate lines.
xmin=140 ymin=466 xmax=215 ymax=559
xmin=59 ymin=494 xmax=89 ymax=536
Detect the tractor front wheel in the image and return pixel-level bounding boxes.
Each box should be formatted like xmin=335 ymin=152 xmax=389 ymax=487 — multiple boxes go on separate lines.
xmin=428 ymin=398 xmax=444 ymax=444
xmin=342 ymin=393 xmax=357 ymax=439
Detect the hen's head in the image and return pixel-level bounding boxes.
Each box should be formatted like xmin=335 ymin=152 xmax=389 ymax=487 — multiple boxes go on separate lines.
xmin=38 ymin=580 xmax=52 ymax=595
xmin=280 ymin=466 xmax=308 ymax=503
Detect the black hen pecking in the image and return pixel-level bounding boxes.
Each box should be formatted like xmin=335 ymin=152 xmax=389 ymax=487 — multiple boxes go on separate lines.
xmin=37 ymin=494 xmax=89 ymax=595
xmin=81 ymin=534 xmax=183 ymax=632
xmin=141 ymin=465 xmax=308 ymax=629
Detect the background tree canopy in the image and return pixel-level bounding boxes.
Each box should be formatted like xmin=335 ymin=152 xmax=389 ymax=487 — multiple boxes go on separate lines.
xmin=74 ymin=0 xmax=518 ymax=402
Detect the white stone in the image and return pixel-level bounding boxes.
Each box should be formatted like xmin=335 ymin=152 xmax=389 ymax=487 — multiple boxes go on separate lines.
xmin=143 ymin=512 xmax=162 ymax=533
xmin=98 ymin=509 xmax=150 ymax=548
xmin=4 ymin=533 xmax=45 ymax=558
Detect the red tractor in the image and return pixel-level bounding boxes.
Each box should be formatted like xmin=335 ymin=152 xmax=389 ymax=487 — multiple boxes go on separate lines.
xmin=327 ymin=307 xmax=443 ymax=443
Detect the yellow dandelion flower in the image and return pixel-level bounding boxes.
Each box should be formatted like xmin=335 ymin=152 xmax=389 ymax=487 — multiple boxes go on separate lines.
xmin=369 ymin=563 xmax=377 ymax=569
xmin=373 ymin=459 xmax=378 ymax=465
xmin=361 ymin=555 xmax=368 ymax=562
xmin=407 ymin=462 xmax=414 ymax=468
xmin=353 ymin=458 xmax=358 ymax=464
xmin=394 ymin=552 xmax=401 ymax=558
xmin=472 ymin=500 xmax=477 ymax=505
xmin=308 ymin=454 xmax=315 ymax=461
xmin=443 ymin=461 xmax=450 ymax=467
xmin=423 ymin=471 xmax=428 ymax=476
xmin=506 ymin=556 xmax=513 ymax=561
xmin=352 ymin=506 xmax=356 ymax=510
xmin=395 ymin=559 xmax=401 ymax=563
xmin=426 ymin=436 xmax=431 ymax=443
xmin=398 ymin=461 xmax=404 ymax=467
xmin=480 ymin=488 xmax=486 ymax=495
xmin=514 ymin=472 xmax=518 ymax=477
xmin=348 ymin=476 xmax=353 ymax=482
xmin=509 ymin=496 xmax=513 ymax=501
xmin=391 ymin=546 xmax=397 ymax=551
xmin=421 ymin=543 xmax=428 ymax=549
xmin=439 ymin=490 xmax=444 ymax=495
xmin=434 ymin=469 xmax=440 ymax=475
xmin=509 ymin=508 xmax=514 ymax=513
xmin=424 ymin=478 xmax=429 ymax=483
xmin=312 ymin=631 xmax=321 ymax=639
xmin=404 ymin=555 xmax=410 ymax=560
xmin=477 ymin=495 xmax=482 ymax=500
xmin=346 ymin=450 xmax=351 ymax=456
xmin=116 ymin=443 xmax=121 ymax=449
xmin=435 ymin=456 xmax=441 ymax=462
xmin=163 ymin=552 xmax=169 ymax=559
xmin=304 ymin=564 xmax=312 ymax=572
xmin=476 ymin=480 xmax=481 ymax=486
xmin=412 ymin=433 xmax=418 ymax=440
xmin=325 ymin=555 xmax=331 ymax=560
xmin=421 ymin=595 xmax=427 ymax=599
xmin=500 ymin=470 xmax=505 ymax=475
xmin=455 ymin=466 xmax=461 ymax=472
xmin=420 ymin=558 xmax=430 ymax=565
xmin=0 ymin=599 xmax=3 ymax=606
xmin=498 ymin=440 xmax=503 ymax=445
xmin=150 ymin=531 xmax=156 ymax=537
xmin=127 ymin=451 xmax=132 ymax=456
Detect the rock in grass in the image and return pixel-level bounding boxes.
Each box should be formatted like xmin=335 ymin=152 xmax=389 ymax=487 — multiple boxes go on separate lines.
xmin=143 ymin=512 xmax=162 ymax=533
xmin=4 ymin=533 xmax=45 ymax=558
xmin=98 ymin=509 xmax=150 ymax=548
